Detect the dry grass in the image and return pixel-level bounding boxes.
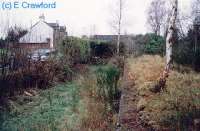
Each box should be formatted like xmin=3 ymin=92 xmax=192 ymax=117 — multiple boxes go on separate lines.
xmin=128 ymin=55 xmax=164 ymax=83
xmin=127 ymin=55 xmax=200 ymax=130
xmin=127 ymin=55 xmax=165 ymax=98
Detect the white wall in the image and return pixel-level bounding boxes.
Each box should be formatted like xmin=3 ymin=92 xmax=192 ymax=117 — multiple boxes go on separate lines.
xmin=20 ymin=21 xmax=54 ymax=48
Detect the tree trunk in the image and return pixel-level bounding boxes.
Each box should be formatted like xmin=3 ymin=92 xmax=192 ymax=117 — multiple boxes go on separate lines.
xmin=117 ymin=0 xmax=122 ymax=55
xmin=165 ymin=0 xmax=178 ymax=70
xmin=117 ymin=29 xmax=121 ymax=55
xmin=151 ymin=0 xmax=178 ymax=93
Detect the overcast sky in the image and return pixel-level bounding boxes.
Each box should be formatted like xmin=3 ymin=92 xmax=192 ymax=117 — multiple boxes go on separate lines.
xmin=0 ymin=0 xmax=192 ymax=37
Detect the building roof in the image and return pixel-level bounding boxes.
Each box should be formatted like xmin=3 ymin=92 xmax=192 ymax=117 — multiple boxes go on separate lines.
xmin=35 ymin=15 xmax=66 ymax=31
xmin=29 ymin=20 xmax=66 ymax=33
xmin=47 ymin=23 xmax=59 ymax=28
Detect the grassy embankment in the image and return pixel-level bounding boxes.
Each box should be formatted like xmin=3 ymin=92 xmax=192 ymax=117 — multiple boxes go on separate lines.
xmin=127 ymin=55 xmax=200 ymax=130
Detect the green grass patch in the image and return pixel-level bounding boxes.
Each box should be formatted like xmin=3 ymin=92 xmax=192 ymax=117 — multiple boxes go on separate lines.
xmin=0 ymin=83 xmax=84 ymax=131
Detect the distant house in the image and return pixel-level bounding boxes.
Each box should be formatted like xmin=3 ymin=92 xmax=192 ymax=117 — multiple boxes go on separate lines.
xmin=19 ymin=15 xmax=67 ymax=50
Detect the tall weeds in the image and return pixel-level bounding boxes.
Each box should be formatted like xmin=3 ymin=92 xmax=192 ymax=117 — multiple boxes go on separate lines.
xmin=95 ymin=65 xmax=121 ymax=111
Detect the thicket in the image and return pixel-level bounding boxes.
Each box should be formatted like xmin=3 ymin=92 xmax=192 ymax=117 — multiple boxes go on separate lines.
xmin=173 ymin=28 xmax=200 ymax=71
xmin=60 ymin=37 xmax=91 ymax=65
xmin=60 ymin=37 xmax=117 ymax=65
xmin=0 ymin=47 xmax=72 ymax=97
xmin=90 ymin=40 xmax=116 ymax=58
xmin=129 ymin=33 xmax=165 ymax=56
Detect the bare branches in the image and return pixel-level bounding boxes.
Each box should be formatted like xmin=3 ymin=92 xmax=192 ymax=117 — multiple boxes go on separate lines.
xmin=109 ymin=0 xmax=128 ymax=55
xmin=192 ymin=0 xmax=200 ymax=16
xmin=0 ymin=11 xmax=11 ymax=38
xmin=147 ymin=0 xmax=167 ymax=36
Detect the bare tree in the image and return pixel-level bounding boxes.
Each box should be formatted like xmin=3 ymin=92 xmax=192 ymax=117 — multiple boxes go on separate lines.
xmin=0 ymin=11 xmax=11 ymax=39
xmin=6 ymin=26 xmax=27 ymax=43
xmin=109 ymin=0 xmax=127 ymax=55
xmin=151 ymin=0 xmax=178 ymax=93
xmin=147 ymin=0 xmax=167 ymax=36
xmin=192 ymin=0 xmax=200 ymax=17
xmin=117 ymin=0 xmax=123 ymax=55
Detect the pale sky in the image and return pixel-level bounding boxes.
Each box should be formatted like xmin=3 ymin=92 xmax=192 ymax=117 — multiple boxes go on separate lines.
xmin=0 ymin=0 xmax=192 ymax=37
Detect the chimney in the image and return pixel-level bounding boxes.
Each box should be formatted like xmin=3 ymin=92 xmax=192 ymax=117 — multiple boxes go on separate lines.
xmin=39 ymin=14 xmax=45 ymax=21
xmin=56 ymin=20 xmax=59 ymax=26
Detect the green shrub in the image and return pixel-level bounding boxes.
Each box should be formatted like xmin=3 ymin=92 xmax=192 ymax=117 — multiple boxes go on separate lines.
xmin=95 ymin=65 xmax=120 ymax=110
xmin=144 ymin=34 xmax=165 ymax=55
xmin=60 ymin=37 xmax=90 ymax=65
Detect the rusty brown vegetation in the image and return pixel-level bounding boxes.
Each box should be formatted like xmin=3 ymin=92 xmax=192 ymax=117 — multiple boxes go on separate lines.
xmin=128 ymin=55 xmax=200 ymax=130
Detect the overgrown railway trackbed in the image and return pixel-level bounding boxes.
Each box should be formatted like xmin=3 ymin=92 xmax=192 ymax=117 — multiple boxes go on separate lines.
xmin=117 ymin=64 xmax=147 ymax=131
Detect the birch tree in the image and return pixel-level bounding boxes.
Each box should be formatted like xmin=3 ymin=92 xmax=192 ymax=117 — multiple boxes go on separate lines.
xmin=117 ymin=0 xmax=122 ymax=55
xmin=152 ymin=0 xmax=178 ymax=93
xmin=109 ymin=0 xmax=127 ymax=55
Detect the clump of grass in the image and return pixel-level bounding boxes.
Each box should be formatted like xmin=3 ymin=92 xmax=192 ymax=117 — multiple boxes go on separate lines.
xmin=128 ymin=55 xmax=200 ymax=130
xmin=95 ymin=65 xmax=121 ymax=111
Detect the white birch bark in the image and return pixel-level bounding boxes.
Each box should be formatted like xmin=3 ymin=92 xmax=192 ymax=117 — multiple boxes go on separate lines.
xmin=165 ymin=0 xmax=178 ymax=71
xmin=151 ymin=0 xmax=178 ymax=93
xmin=117 ymin=0 xmax=122 ymax=55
